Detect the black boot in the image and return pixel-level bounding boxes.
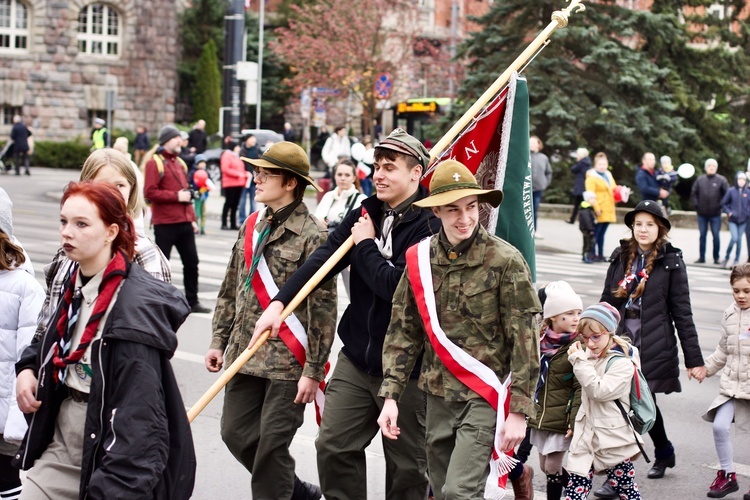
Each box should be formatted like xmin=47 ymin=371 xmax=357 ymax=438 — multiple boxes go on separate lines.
xmin=292 ymin=475 xmax=322 ymax=500
xmin=647 ymin=444 xmax=675 ymax=479
xmin=546 ymin=472 xmax=566 ymax=499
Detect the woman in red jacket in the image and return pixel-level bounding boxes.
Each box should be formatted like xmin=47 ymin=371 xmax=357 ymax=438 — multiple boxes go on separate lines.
xmin=220 ymin=143 xmax=248 ymax=230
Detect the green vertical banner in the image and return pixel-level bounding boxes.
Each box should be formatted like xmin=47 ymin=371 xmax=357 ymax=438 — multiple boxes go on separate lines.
xmin=427 ymin=72 xmax=535 ymax=280
xmin=493 ymin=74 xmax=536 ymax=281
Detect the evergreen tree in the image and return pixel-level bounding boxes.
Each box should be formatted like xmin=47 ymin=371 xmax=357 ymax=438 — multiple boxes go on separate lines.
xmin=643 ymin=0 xmax=750 ymax=172
xmin=193 ymin=40 xmax=222 ymax=135
xmin=457 ymin=0 xmax=750 ymax=184
xmin=178 ymin=0 xmax=225 ymax=122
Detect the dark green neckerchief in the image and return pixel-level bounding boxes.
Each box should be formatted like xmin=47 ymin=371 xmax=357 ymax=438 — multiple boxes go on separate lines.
xmin=438 ymin=224 xmax=479 ymax=262
xmin=246 ymin=197 xmax=303 ymax=283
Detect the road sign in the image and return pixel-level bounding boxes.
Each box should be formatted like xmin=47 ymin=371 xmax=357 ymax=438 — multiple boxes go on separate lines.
xmin=300 ymin=88 xmax=312 ymax=118
xmin=374 ymin=73 xmax=393 ymax=100
xmin=236 ymin=61 xmax=258 ymax=81
xmin=311 ymin=87 xmax=341 ymax=97
xmin=313 ymin=98 xmax=327 ymax=127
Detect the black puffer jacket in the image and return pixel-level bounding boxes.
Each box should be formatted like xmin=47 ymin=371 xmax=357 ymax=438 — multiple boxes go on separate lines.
xmin=691 ymin=173 xmax=729 ymax=217
xmin=600 ymin=241 xmax=704 ymax=394
xmin=14 ymin=265 xmax=195 ymax=500
xmin=275 ymin=185 xmax=441 ymax=377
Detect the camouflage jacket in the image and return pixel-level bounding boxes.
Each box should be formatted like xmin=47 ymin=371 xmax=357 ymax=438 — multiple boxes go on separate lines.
xmin=209 ymin=204 xmax=337 ymax=381
xmin=379 ymin=227 xmax=541 ymax=417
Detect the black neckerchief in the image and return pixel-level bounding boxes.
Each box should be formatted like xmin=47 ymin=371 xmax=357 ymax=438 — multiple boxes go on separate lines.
xmin=269 ymin=197 xmax=303 ymax=228
xmin=438 ymin=224 xmax=479 ymax=262
xmin=247 ymin=197 xmax=303 ymax=278
xmin=381 ymin=189 xmax=421 ymax=229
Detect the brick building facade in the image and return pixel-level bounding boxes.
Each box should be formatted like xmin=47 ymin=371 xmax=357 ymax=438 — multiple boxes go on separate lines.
xmin=0 ymin=0 xmax=185 ymax=143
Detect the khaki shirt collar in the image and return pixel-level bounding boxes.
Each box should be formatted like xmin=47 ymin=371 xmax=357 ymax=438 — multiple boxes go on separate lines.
xmin=432 ymin=225 xmax=488 ymax=268
xmin=268 ymin=202 xmax=309 ymax=243
xmin=77 ymin=267 xmax=105 ymax=304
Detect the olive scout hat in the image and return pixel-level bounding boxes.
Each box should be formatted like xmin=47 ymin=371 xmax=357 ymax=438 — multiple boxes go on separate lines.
xmin=413 ymin=160 xmax=503 ymax=208
xmin=375 ymin=128 xmax=431 ymax=170
xmin=242 ymin=141 xmax=322 ymax=192
xmin=624 ymin=199 xmax=671 ymax=231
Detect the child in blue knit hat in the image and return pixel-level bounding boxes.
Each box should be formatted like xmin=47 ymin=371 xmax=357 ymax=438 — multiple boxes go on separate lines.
xmin=565 ymin=302 xmax=643 ymax=500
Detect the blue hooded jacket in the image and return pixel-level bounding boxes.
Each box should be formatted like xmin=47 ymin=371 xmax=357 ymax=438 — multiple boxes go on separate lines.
xmin=721 ymin=172 xmax=750 ymax=224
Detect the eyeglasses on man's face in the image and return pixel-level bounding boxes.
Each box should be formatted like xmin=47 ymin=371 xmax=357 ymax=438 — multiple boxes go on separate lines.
xmin=254 ymin=170 xmax=283 ymax=183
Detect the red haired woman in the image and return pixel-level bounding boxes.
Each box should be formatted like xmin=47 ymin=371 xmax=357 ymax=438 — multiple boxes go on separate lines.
xmin=15 ymin=182 xmax=195 ymax=499
xmin=35 ymin=148 xmax=172 ymax=343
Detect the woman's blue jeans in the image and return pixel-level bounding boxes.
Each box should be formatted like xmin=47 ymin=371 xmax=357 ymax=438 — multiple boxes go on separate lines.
xmin=593 ymin=222 xmax=610 ymax=258
xmin=726 ymin=221 xmax=746 ymax=262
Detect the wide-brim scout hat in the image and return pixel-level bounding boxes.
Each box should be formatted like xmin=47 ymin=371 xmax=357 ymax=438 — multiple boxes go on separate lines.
xmin=624 ymin=200 xmax=671 ymax=230
xmin=242 ymin=141 xmax=322 ymax=192
xmin=413 ymin=160 xmax=503 ymax=208
xmin=375 ymin=128 xmax=431 ymax=170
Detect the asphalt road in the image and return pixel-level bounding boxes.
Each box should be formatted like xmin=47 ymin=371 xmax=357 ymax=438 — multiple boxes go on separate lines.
xmin=3 ymin=168 xmax=746 ymax=499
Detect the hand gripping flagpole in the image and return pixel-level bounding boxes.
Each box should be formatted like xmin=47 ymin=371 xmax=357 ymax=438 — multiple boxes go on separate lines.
xmin=429 ymin=0 xmax=586 ymax=164
xmin=187 ymin=238 xmax=353 ymax=423
xmin=187 ymin=0 xmax=585 ymax=423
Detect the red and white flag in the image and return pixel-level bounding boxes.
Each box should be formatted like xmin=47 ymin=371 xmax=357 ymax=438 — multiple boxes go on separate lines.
xmin=427 ymin=73 xmax=536 ymax=280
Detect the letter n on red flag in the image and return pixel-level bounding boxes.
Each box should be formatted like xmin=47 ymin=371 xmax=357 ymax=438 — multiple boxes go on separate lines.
xmin=428 ymin=73 xmax=536 ymax=280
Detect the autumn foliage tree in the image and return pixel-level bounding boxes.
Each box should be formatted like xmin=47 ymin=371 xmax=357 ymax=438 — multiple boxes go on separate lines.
xmin=270 ymin=0 xmax=421 ymax=136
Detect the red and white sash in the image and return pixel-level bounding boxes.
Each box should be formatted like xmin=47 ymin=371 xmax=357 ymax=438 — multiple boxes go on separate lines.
xmin=405 ymin=237 xmax=517 ymax=500
xmin=244 ymin=209 xmax=329 ymax=424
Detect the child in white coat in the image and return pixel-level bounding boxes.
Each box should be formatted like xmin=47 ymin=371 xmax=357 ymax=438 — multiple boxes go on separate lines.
xmin=0 ymin=188 xmax=44 ymax=499
xmin=529 ymin=281 xmax=583 ymax=499
xmin=566 ymin=302 xmax=643 ymax=500
xmin=690 ymin=263 xmax=750 ymax=500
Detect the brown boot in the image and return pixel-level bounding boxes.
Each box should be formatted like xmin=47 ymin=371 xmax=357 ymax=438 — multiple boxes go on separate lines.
xmin=511 ymin=464 xmax=535 ymax=500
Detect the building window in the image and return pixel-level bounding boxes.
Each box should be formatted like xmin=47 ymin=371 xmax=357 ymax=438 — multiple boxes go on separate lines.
xmin=706 ymin=2 xmax=731 ymax=20
xmin=1 ymin=106 xmax=22 ymax=125
xmin=0 ymin=0 xmax=29 ymax=52
xmin=77 ymin=3 xmax=120 ymax=57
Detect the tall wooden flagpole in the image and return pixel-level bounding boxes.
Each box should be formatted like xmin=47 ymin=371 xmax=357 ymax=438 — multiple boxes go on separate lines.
xmin=187 ymin=0 xmax=586 ymax=423
xmin=429 ymin=0 xmax=585 ymax=163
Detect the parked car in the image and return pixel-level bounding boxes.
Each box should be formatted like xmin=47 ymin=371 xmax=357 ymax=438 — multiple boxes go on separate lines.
xmin=204 ymin=129 xmax=284 ymax=182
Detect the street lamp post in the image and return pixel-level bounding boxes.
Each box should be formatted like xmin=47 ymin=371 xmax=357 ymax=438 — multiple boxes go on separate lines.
xmin=255 ymin=0 xmax=264 ymax=129
xmin=449 ymin=0 xmax=458 ymax=110
xmin=222 ymin=0 xmax=245 ymax=138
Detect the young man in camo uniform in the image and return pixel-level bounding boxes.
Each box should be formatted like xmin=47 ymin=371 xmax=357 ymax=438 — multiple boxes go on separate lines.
xmin=205 ymin=142 xmax=337 ymax=500
xmin=377 ymin=160 xmax=541 ymax=500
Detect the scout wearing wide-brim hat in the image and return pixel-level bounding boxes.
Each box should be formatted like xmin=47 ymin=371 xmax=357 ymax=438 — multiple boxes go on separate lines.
xmin=241 ymin=141 xmax=323 ymax=192
xmin=413 ymin=160 xmax=503 ymax=208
